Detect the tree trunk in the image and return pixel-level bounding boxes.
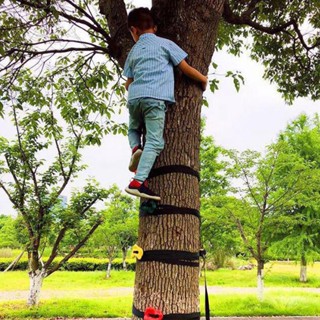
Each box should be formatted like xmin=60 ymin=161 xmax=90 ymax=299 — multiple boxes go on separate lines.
xmin=101 ymin=0 xmax=224 ymax=318
xmin=131 ymin=1 xmax=224 ymax=318
xmin=122 ymin=247 xmax=127 ymax=271
xmin=300 ymin=254 xmax=307 ymax=282
xmin=106 ymin=261 xmax=112 ymax=278
xmin=28 ymin=269 xmax=46 ymax=306
xmin=257 ymin=260 xmax=264 ymax=301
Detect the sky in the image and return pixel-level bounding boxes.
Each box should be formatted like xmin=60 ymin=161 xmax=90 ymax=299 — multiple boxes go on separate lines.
xmin=0 ymin=0 xmax=319 ymax=216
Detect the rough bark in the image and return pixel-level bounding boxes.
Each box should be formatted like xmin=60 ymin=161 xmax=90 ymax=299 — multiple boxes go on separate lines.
xmin=107 ymin=261 xmax=112 ymax=278
xmin=28 ymin=269 xmax=46 ymax=306
xmin=257 ymin=260 xmax=264 ymax=301
xmin=101 ymin=0 xmax=225 ymax=318
xmin=300 ymin=254 xmax=307 ymax=283
xmin=122 ymin=247 xmax=127 ymax=271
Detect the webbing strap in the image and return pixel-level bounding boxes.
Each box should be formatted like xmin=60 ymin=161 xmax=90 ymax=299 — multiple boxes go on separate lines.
xmin=140 ymin=249 xmax=199 ymax=267
xmin=148 ymin=165 xmax=200 ymax=181
xmin=200 ymin=249 xmax=210 ymax=320
xmin=132 ymin=305 xmax=200 ymax=320
xmin=140 ymin=204 xmax=200 ymax=219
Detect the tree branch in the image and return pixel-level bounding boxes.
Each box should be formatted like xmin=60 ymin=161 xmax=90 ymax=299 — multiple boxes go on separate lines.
xmin=223 ymin=0 xmax=318 ymax=51
xmin=46 ymin=218 xmax=102 ymax=277
xmin=99 ymin=0 xmax=132 ymax=67
xmin=44 ymin=227 xmax=67 ymax=269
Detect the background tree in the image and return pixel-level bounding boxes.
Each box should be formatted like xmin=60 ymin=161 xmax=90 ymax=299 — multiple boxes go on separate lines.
xmin=268 ymin=114 xmax=320 ymax=282
xmin=90 ymin=185 xmax=138 ymax=276
xmin=0 ymin=215 xmax=19 ymax=248
xmin=225 ymin=143 xmax=314 ymax=300
xmin=1 ymin=0 xmax=319 ymax=317
xmin=0 ymin=71 xmax=114 ymax=306
xmin=200 ymin=124 xmax=240 ymax=268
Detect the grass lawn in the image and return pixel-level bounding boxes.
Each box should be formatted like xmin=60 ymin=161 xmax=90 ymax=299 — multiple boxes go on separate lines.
xmin=206 ymin=261 xmax=320 ymax=287
xmin=1 ymin=261 xmax=320 ymax=318
xmin=1 ymin=261 xmax=320 ymax=291
xmin=1 ymin=291 xmax=320 ymax=318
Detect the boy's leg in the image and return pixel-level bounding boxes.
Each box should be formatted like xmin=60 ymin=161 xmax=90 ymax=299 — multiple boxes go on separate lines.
xmin=128 ymin=99 xmax=143 ymax=149
xmin=134 ymin=99 xmax=166 ymax=182
xmin=127 ymin=100 xmax=143 ymax=172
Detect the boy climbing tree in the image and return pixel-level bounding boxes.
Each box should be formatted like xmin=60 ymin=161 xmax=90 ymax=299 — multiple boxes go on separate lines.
xmin=124 ymin=8 xmax=207 ymax=201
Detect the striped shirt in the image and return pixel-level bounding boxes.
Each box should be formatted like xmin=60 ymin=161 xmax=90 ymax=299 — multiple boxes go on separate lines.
xmin=123 ymin=33 xmax=188 ymax=103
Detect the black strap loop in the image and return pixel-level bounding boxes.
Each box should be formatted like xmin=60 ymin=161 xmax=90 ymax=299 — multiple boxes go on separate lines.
xmin=132 ymin=305 xmax=200 ymax=320
xmin=140 ymin=249 xmax=200 ymax=267
xmin=140 ymin=203 xmax=200 ymax=219
xmin=148 ymin=165 xmax=200 ymax=181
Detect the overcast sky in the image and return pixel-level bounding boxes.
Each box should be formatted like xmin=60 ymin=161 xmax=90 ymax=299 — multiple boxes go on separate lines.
xmin=1 ymin=0 xmax=319 ymax=216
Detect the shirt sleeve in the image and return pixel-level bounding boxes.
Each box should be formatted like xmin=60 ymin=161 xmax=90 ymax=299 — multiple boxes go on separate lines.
xmin=123 ymin=52 xmax=134 ymax=78
xmin=167 ymin=40 xmax=188 ymax=66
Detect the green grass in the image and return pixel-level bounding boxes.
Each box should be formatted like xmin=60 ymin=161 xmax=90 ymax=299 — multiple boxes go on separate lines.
xmin=2 ymin=261 xmax=320 ymax=318
xmin=2 ymin=261 xmax=320 ymax=291
xmin=0 ymin=270 xmax=135 ymax=291
xmin=1 ymin=291 xmax=320 ymax=318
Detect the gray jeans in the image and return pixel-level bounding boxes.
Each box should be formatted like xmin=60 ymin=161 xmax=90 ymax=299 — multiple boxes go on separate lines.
xmin=127 ymin=98 xmax=166 ymax=182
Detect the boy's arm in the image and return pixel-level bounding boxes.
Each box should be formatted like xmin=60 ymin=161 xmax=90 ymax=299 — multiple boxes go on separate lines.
xmin=177 ymin=60 xmax=207 ymax=91
xmin=125 ymin=78 xmax=133 ymax=91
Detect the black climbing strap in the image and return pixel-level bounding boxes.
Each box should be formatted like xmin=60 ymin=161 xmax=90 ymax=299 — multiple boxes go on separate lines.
xmin=200 ymin=249 xmax=210 ymax=320
xmin=140 ymin=249 xmax=199 ymax=267
xmin=132 ymin=305 xmax=200 ymax=320
xmin=148 ymin=165 xmax=200 ymax=181
xmin=140 ymin=203 xmax=200 ymax=219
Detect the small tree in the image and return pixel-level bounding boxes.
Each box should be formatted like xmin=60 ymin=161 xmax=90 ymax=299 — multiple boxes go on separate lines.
xmin=0 ymin=71 xmax=117 ymax=306
xmin=269 ymin=114 xmax=320 ymax=282
xmin=91 ymin=186 xmax=138 ymax=276
xmin=200 ymin=128 xmax=240 ymax=267
xmin=225 ymin=142 xmax=314 ymax=300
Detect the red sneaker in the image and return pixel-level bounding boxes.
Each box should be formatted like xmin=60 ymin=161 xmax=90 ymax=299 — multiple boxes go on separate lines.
xmin=125 ymin=179 xmax=160 ymax=201
xmin=129 ymin=146 xmax=143 ymax=172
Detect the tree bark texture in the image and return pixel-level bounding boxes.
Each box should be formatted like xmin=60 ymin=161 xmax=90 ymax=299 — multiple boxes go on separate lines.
xmin=28 ymin=269 xmax=46 ymax=306
xmin=101 ymin=0 xmax=225 ymax=318
xmin=122 ymin=247 xmax=128 ymax=271
xmin=300 ymin=254 xmax=307 ymax=283
xmin=257 ymin=260 xmax=264 ymax=301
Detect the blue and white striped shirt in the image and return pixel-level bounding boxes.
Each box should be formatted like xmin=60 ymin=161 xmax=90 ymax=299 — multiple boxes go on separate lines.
xmin=123 ymin=33 xmax=188 ymax=103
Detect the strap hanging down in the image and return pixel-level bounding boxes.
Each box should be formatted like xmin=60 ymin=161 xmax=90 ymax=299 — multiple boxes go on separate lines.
xmin=140 ymin=203 xmax=200 ymax=219
xmin=140 ymin=249 xmax=199 ymax=267
xmin=148 ymin=165 xmax=200 ymax=181
xmin=200 ymin=249 xmax=210 ymax=320
xmin=132 ymin=305 xmax=200 ymax=320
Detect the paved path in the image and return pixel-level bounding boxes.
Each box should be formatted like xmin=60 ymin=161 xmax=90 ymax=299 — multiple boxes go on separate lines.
xmin=2 ymin=286 xmax=320 ymax=301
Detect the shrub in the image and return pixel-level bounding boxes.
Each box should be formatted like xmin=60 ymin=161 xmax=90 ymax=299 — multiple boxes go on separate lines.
xmin=0 ymin=257 xmax=136 ymax=271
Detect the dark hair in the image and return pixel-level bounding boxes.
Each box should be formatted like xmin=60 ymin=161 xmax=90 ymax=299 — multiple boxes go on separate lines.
xmin=127 ymin=7 xmax=155 ymax=31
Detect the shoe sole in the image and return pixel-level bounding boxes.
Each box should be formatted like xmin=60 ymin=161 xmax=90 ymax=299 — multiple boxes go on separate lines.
xmin=125 ymin=187 xmax=161 ymax=201
xmin=129 ymin=149 xmax=143 ymax=172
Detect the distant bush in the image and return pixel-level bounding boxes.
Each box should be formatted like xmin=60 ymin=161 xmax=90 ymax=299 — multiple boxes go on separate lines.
xmin=0 ymin=257 xmax=136 ymax=271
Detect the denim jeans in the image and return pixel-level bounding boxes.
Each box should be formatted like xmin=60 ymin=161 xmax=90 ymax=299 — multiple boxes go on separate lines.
xmin=127 ymin=98 xmax=166 ymax=182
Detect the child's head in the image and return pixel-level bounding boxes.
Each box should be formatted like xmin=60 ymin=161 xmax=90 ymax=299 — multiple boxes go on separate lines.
xmin=128 ymin=7 xmax=156 ymax=42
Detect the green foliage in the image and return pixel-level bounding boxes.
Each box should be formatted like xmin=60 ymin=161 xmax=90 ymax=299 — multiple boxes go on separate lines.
xmin=218 ymin=1 xmax=320 ymax=102
xmin=0 ymin=215 xmax=19 ymax=248
xmin=267 ymin=114 xmax=320 ymax=264
xmin=0 ymin=68 xmax=118 ymax=275
xmin=88 ymin=185 xmax=139 ymax=268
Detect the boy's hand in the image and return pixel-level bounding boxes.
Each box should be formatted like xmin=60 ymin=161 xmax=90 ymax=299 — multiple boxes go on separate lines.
xmin=125 ymin=78 xmax=133 ymax=91
xmin=202 ymin=77 xmax=208 ymax=91
xmin=178 ymin=60 xmax=208 ymax=91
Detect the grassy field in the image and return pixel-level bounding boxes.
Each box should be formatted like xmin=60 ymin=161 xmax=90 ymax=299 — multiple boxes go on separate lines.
xmin=1 ymin=261 xmax=320 ymax=318
xmin=1 ymin=261 xmax=320 ymax=291
xmin=1 ymin=291 xmax=320 ymax=318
